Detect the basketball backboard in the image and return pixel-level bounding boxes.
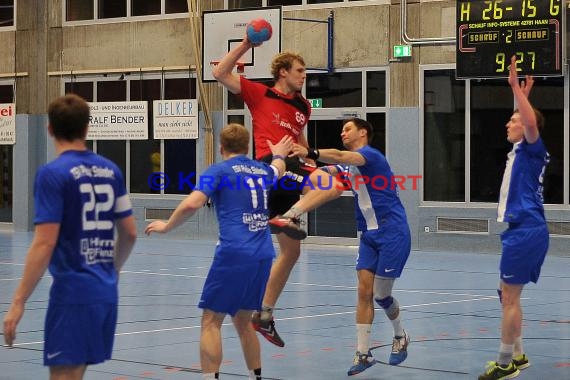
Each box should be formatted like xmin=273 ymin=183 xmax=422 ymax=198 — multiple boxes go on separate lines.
xmin=202 ymin=7 xmax=282 ymax=82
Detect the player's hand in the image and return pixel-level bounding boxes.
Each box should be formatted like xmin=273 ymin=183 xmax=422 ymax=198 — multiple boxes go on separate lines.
xmin=244 ymin=35 xmax=261 ymax=48
xmin=144 ymin=221 xmax=168 ymax=235
xmin=267 ymin=136 xmax=293 ymax=158
xmin=507 ymin=55 xmax=519 ymax=88
xmin=521 ymin=75 xmax=534 ymax=98
xmin=289 ymin=143 xmax=308 ymax=158
xmin=3 ymin=301 xmax=24 ymax=347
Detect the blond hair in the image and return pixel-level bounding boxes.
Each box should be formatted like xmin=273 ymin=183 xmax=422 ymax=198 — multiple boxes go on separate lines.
xmin=220 ymin=123 xmax=249 ymax=154
xmin=271 ymin=51 xmax=305 ymax=81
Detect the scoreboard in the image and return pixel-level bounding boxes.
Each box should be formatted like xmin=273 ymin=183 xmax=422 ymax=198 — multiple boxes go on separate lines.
xmin=456 ymin=0 xmax=564 ymax=79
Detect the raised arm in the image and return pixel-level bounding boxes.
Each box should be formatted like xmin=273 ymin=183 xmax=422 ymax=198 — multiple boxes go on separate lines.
xmin=508 ymin=55 xmax=539 ymax=144
xmin=520 ymin=75 xmax=534 ymax=98
xmin=212 ymin=39 xmax=253 ymax=94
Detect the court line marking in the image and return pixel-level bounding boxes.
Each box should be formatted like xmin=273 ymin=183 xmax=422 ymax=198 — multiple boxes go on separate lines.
xmin=121 ymin=270 xmax=206 ymax=279
xmin=9 ymin=295 xmax=506 ymax=347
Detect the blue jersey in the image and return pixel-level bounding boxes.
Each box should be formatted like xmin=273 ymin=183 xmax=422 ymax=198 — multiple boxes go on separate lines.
xmin=498 ymin=138 xmax=549 ymax=225
xmin=346 ymin=146 xmax=408 ymax=232
xmin=195 ymin=155 xmax=277 ymax=262
xmin=34 ymin=150 xmax=132 ymax=305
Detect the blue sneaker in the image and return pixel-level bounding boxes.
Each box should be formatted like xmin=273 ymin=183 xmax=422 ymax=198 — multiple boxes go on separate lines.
xmin=347 ymin=350 xmax=377 ymax=376
xmin=389 ymin=330 xmax=409 ymax=365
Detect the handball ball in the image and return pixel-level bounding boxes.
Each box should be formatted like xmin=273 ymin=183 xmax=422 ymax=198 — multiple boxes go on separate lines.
xmin=246 ymin=18 xmax=272 ymax=45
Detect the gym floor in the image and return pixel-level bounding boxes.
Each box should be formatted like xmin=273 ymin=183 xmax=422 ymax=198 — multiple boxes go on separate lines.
xmin=1 ymin=231 xmax=569 ymax=379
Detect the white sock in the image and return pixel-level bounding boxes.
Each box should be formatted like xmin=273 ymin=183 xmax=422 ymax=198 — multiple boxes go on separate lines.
xmin=356 ymin=324 xmax=371 ymax=353
xmin=203 ymin=373 xmax=217 ymax=379
xmin=498 ymin=343 xmax=514 ymax=366
xmin=283 ymin=206 xmax=304 ymax=219
xmin=260 ymin=304 xmax=274 ymax=321
xmin=390 ymin=316 xmax=404 ymax=338
xmin=514 ymin=336 xmax=524 ymax=357
xmin=248 ymin=369 xmax=261 ymax=380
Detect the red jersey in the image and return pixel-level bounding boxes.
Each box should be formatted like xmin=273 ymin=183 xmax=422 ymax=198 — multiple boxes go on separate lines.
xmin=240 ymin=76 xmax=311 ymax=159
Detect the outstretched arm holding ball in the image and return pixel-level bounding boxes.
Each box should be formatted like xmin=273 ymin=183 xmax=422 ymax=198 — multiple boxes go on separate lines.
xmin=212 ymin=18 xmax=272 ymax=94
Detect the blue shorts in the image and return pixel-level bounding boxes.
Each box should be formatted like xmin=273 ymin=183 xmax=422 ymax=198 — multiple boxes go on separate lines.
xmin=199 ymin=258 xmax=272 ymax=316
xmin=500 ymin=224 xmax=549 ymax=284
xmin=356 ymin=226 xmax=411 ymax=278
xmin=44 ymin=303 xmax=117 ymax=366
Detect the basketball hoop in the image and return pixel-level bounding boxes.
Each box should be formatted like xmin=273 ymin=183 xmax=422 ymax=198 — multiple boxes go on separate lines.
xmin=210 ymin=61 xmax=245 ymax=74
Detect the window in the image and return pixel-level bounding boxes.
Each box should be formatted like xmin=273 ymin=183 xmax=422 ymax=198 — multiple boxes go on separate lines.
xmin=423 ymin=70 xmax=465 ymax=202
xmin=65 ymin=0 xmax=187 ymax=22
xmin=0 ymin=0 xmax=14 ymax=27
xmin=64 ymin=74 xmax=197 ymax=195
xmin=528 ymin=77 xmax=564 ymax=204
xmin=267 ymin=0 xmax=302 ymax=5
xmin=96 ymin=80 xmax=128 ymax=178
xmin=366 ymin=71 xmax=386 ymax=107
xmin=235 ymin=0 xmax=381 ymax=7
xmin=423 ymin=68 xmax=567 ymax=205
xmin=306 ymin=72 xmax=362 ymax=108
xmin=99 ymin=0 xmax=126 ymax=19
xmin=131 ymin=0 xmax=160 ymax=17
xmin=307 ymin=0 xmax=342 ymax=3
xmin=129 ymin=79 xmax=161 ymax=193
xmin=229 ymin=0 xmax=262 ymax=8
xmin=163 ymin=77 xmax=197 ymax=195
xmin=165 ymin=0 xmax=187 ymax=13
xmin=470 ymin=79 xmax=511 ymax=202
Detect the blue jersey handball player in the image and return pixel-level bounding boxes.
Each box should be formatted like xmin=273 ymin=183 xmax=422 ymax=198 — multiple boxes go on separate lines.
xmin=292 ymin=118 xmax=412 ymax=376
xmin=145 ymin=124 xmax=292 ymax=380
xmin=3 ymin=94 xmax=137 ymax=380
xmin=478 ymin=56 xmax=550 ymax=380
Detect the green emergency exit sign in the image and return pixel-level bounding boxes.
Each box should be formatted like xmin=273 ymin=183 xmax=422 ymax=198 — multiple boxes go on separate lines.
xmin=309 ymin=98 xmax=322 ymax=108
xmin=393 ymin=45 xmax=412 ymax=58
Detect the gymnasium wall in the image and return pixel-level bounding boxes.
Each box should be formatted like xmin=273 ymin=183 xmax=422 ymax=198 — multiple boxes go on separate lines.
xmin=3 ymin=1 xmax=569 ymax=255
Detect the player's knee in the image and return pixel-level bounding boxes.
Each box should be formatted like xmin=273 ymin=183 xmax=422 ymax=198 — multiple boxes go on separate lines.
xmin=357 ymin=283 xmax=374 ymax=301
xmin=375 ymin=296 xmax=399 ymax=320
xmin=308 ymin=170 xmax=339 ymax=193
xmin=232 ymin=317 xmax=252 ymax=335
xmin=375 ymin=295 xmax=393 ymax=309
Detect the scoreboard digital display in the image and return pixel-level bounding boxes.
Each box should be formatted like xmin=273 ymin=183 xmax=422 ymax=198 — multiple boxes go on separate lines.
xmin=456 ymin=0 xmax=564 ymax=79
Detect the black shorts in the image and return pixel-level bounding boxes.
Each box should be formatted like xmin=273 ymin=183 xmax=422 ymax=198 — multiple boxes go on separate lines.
xmin=260 ymin=154 xmax=315 ymax=218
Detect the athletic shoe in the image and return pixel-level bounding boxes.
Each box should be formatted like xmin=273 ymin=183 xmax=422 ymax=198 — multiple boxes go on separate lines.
xmin=512 ymin=354 xmax=530 ymax=370
xmin=478 ymin=361 xmax=520 ymax=380
xmin=347 ymin=350 xmax=377 ymax=376
xmin=268 ymin=215 xmax=307 ymax=240
xmin=251 ymin=312 xmax=285 ymax=347
xmin=389 ymin=330 xmax=410 ymax=365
